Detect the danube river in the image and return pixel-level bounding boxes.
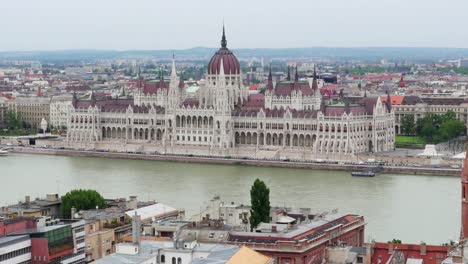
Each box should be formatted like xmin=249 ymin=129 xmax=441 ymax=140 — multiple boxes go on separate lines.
xmin=0 ymin=153 xmax=460 ymax=244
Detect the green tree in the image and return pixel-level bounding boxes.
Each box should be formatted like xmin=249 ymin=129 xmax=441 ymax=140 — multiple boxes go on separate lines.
xmin=438 ymin=119 xmax=465 ymax=142
xmin=401 ymin=115 xmax=415 ymax=135
xmin=61 ymin=189 xmax=106 ymax=218
xmin=249 ymin=179 xmax=271 ymax=230
xmin=7 ymin=110 xmax=22 ymax=130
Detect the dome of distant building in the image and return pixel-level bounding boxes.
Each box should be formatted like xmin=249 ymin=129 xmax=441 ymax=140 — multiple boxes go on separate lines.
xmin=207 ymin=26 xmax=240 ymax=75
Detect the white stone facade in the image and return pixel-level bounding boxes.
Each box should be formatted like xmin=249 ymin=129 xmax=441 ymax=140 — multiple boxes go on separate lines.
xmin=50 ymin=95 xmax=73 ymax=129
xmin=66 ymin=33 xmax=395 ymax=158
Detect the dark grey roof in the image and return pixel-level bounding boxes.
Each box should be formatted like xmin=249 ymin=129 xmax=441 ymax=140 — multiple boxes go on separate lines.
xmin=0 ymin=235 xmax=30 ymax=247
xmin=350 ymin=246 xmax=367 ymax=255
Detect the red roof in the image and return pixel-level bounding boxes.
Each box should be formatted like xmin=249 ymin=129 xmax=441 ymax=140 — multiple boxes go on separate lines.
xmin=207 ymin=48 xmax=240 ymax=75
xmin=380 ymin=95 xmax=404 ymax=105
xmin=371 ymin=242 xmax=450 ymax=264
xmin=249 ymin=85 xmax=259 ymax=91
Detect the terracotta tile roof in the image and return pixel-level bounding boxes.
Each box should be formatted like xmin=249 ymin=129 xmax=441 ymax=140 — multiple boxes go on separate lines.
xmin=143 ymin=80 xmax=169 ymax=94
xmin=226 ymin=246 xmax=272 ymax=264
xmin=274 ymin=81 xmax=313 ymax=96
xmin=243 ymin=94 xmax=264 ymax=109
xmin=380 ymin=95 xmax=404 ymax=105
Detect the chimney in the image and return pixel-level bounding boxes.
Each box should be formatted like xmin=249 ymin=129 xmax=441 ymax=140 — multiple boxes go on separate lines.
xmin=388 ymin=243 xmax=394 ymax=254
xmin=71 ymin=207 xmax=76 ymax=220
xmin=420 ymin=243 xmax=427 ymax=255
xmin=272 ymin=225 xmax=277 ymax=233
xmin=25 ymin=196 xmax=30 ymax=204
xmin=132 ymin=211 xmax=141 ymax=250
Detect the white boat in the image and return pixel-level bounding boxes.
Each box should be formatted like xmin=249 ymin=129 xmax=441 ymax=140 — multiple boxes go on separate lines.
xmin=0 ymin=149 xmax=8 ymax=156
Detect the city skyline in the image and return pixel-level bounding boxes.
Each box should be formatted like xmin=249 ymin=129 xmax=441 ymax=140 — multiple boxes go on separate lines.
xmin=1 ymin=0 xmax=468 ymax=51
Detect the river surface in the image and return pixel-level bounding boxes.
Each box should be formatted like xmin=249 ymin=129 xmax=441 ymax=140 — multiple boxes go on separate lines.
xmin=0 ymin=153 xmax=460 ymax=244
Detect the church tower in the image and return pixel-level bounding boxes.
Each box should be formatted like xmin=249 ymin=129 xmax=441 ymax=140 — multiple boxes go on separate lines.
xmin=167 ymin=54 xmax=180 ymax=110
xmin=461 ymin=143 xmax=468 ymax=240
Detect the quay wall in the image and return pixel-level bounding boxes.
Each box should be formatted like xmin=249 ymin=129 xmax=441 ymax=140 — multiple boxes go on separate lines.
xmin=10 ymin=147 xmax=461 ymax=177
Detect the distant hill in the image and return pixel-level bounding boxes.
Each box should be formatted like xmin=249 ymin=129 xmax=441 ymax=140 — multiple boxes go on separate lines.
xmin=1 ymin=47 xmax=468 ymax=62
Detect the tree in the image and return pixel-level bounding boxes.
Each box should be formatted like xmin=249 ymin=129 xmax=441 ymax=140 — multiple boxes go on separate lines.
xmin=7 ymin=110 xmax=22 ymax=130
xmin=401 ymin=115 xmax=415 ymax=135
xmin=61 ymin=189 xmax=106 ymax=218
xmin=249 ymin=179 xmax=271 ymax=230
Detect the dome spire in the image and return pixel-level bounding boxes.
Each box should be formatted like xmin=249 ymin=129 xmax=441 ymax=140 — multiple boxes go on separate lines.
xmin=221 ymin=24 xmax=227 ymax=48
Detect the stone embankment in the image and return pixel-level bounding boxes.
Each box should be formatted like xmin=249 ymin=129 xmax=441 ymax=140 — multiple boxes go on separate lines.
xmin=10 ymin=147 xmax=461 ymax=177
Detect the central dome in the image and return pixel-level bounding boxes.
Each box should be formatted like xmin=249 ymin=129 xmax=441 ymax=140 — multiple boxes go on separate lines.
xmin=207 ymin=26 xmax=240 ymax=75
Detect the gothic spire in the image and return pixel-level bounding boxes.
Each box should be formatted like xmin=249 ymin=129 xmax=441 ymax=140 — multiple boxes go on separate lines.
xmin=287 ymin=66 xmax=291 ymax=81
xmin=266 ymin=64 xmax=274 ymax=91
xmin=268 ymin=64 xmax=272 ymax=81
xmin=293 ymin=65 xmax=300 ymax=90
xmin=386 ymin=90 xmax=392 ymax=113
xmin=312 ymin=65 xmax=318 ymax=90
xmin=72 ymin=89 xmax=78 ymax=107
xmin=171 ymin=53 xmax=177 ymax=78
xmin=295 ymin=66 xmax=299 ymax=82
xmin=221 ymin=24 xmax=227 ymax=48
xmin=90 ymin=89 xmax=96 ymax=107
xmin=159 ymin=65 xmax=164 ymax=86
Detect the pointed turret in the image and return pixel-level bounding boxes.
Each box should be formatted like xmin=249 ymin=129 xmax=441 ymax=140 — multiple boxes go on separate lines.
xmin=90 ymin=89 xmax=96 ymax=107
xmin=294 ymin=66 xmax=299 ymax=82
xmin=168 ymin=55 xmax=180 ymax=109
xmin=293 ymin=66 xmax=300 ymax=90
xmin=72 ymin=90 xmax=78 ymax=107
xmin=266 ymin=64 xmax=274 ymax=91
xmin=286 ymin=66 xmax=291 ymax=81
xmin=171 ymin=53 xmax=177 ymax=78
xmin=158 ymin=65 xmax=166 ymax=89
xmin=385 ymin=91 xmax=392 ymax=113
xmin=312 ymin=66 xmax=318 ymax=91
xmin=221 ymin=24 xmax=227 ymax=48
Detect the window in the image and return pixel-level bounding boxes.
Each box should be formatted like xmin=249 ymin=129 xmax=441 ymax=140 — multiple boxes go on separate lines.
xmin=178 ymin=257 xmax=182 ymax=264
xmin=357 ymin=256 xmax=363 ymax=263
xmin=161 ymin=255 xmax=165 ymax=263
xmin=172 ymin=257 xmax=176 ymax=264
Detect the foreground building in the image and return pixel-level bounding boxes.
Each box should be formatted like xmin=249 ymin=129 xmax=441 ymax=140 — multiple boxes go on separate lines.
xmin=0 ymin=217 xmax=86 ymax=264
xmin=66 ymin=28 xmax=395 ymax=158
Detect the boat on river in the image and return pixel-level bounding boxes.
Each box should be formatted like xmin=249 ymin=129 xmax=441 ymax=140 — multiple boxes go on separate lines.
xmin=351 ymin=171 xmax=375 ymax=177
xmin=0 ymin=149 xmax=8 ymax=156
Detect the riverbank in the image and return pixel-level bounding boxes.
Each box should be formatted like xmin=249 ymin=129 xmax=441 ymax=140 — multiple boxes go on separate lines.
xmin=9 ymin=146 xmax=461 ymax=176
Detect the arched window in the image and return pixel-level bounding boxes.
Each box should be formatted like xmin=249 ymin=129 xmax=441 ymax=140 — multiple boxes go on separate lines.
xmin=161 ymin=255 xmax=165 ymax=263
xmin=172 ymin=257 xmax=176 ymax=264
xmin=178 ymin=257 xmax=182 ymax=264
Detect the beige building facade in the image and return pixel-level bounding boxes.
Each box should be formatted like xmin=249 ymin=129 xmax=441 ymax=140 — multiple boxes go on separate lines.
xmin=11 ymin=97 xmax=51 ymax=129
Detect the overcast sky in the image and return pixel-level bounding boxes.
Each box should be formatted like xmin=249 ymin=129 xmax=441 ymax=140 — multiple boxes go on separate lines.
xmin=1 ymin=0 xmax=467 ymax=51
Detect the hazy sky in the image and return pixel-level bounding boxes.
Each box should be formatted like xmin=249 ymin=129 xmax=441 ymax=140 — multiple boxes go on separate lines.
xmin=1 ymin=0 xmax=468 ymax=51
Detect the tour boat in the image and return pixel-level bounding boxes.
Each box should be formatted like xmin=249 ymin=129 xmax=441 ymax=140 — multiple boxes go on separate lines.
xmin=351 ymin=171 xmax=376 ymax=177
xmin=0 ymin=149 xmax=8 ymax=156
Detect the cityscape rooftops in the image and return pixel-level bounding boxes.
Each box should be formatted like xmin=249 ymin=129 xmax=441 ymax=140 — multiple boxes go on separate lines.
xmin=125 ymin=203 xmax=178 ymax=222
xmin=229 ymin=213 xmax=362 ymax=242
